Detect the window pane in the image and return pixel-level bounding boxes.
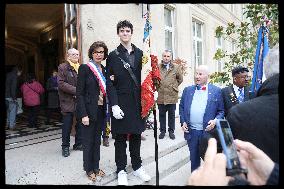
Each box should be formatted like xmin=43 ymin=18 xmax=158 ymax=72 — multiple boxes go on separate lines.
xmin=165 ymin=30 xmax=172 ymax=51
xmin=218 ymin=61 xmax=221 ymax=72
xmin=197 ymin=57 xmax=202 ymax=66
xmin=164 ymin=8 xmax=172 ymax=27
xmin=65 ymin=28 xmax=71 ymax=51
xmin=70 ymin=4 xmax=76 ymax=20
xmin=196 ymin=23 xmax=202 ymax=38
xmin=192 ymin=21 xmax=195 ymax=37
xmin=71 ymin=23 xmax=77 ymax=49
xmin=217 ymin=37 xmax=221 ymax=46
xmin=64 ymin=4 xmax=70 ymax=26
xmin=197 ymin=41 xmax=202 ymax=57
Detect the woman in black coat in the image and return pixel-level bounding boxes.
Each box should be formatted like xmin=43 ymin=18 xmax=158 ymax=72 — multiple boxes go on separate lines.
xmin=76 ymin=41 xmax=108 ymax=182
xmin=45 ymin=70 xmax=60 ymax=124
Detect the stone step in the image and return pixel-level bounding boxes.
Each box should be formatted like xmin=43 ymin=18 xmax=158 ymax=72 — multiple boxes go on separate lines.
xmin=103 ymin=142 xmax=189 ymax=186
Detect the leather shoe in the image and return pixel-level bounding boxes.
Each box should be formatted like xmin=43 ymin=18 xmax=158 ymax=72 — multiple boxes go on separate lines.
xmin=169 ymin=132 xmax=175 ymax=140
xmin=62 ymin=147 xmax=70 ymax=157
xmin=159 ymin=132 xmax=165 ymax=139
xmin=73 ymin=144 xmax=83 ymax=151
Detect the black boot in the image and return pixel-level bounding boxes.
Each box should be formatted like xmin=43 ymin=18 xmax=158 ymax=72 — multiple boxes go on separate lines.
xmin=62 ymin=147 xmax=70 ymax=157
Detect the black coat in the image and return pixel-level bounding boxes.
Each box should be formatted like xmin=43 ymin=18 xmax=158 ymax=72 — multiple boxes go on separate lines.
xmin=5 ymin=69 xmax=18 ymax=99
xmin=221 ymin=85 xmax=250 ymax=117
xmin=76 ymin=63 xmax=106 ymax=121
xmin=46 ymin=77 xmax=59 ymax=109
xmin=227 ymin=74 xmax=279 ymax=163
xmin=106 ymin=44 xmax=145 ymax=134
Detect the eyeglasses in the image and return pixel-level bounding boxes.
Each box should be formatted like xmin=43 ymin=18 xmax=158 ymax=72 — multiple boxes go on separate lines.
xmin=70 ymin=53 xmax=79 ymax=56
xmin=93 ymin=51 xmax=104 ymax=55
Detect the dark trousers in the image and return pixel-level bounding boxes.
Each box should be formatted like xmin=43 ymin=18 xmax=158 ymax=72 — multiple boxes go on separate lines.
xmin=115 ymin=134 xmax=142 ymax=173
xmin=185 ymin=129 xmax=204 ymax=172
xmin=158 ymin=104 xmax=176 ymax=133
xmin=27 ymin=105 xmax=40 ymax=128
xmin=82 ymin=106 xmax=104 ymax=173
xmin=101 ymin=117 xmax=109 ymax=139
xmin=61 ymin=112 xmax=82 ymax=148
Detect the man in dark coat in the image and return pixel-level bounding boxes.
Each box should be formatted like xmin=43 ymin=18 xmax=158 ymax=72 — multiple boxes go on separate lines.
xmin=58 ymin=48 xmax=82 ymax=157
xmin=106 ymin=20 xmax=150 ymax=185
xmin=221 ymin=66 xmax=251 ymax=117
xmin=5 ymin=66 xmax=22 ymax=130
xmin=227 ymin=44 xmax=279 ymax=163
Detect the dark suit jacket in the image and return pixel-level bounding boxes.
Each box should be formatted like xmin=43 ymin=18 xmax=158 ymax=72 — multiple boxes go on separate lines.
xmin=227 ymin=74 xmax=279 ymax=163
xmin=106 ymin=43 xmax=145 ymax=134
xmin=76 ymin=63 xmax=106 ymax=121
xmin=221 ymin=85 xmax=250 ymax=117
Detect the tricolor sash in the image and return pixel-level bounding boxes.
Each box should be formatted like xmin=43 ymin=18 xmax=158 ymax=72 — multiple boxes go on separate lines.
xmin=86 ymin=60 xmax=106 ymax=96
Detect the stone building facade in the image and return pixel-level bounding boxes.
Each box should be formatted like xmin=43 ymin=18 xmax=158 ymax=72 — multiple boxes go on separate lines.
xmin=78 ymin=4 xmax=245 ymax=91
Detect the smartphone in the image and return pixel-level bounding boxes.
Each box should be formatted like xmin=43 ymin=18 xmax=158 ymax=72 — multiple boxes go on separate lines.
xmin=216 ymin=119 xmax=247 ymax=176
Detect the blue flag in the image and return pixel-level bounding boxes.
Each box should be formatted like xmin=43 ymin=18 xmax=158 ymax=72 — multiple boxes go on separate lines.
xmin=250 ymin=25 xmax=269 ymax=96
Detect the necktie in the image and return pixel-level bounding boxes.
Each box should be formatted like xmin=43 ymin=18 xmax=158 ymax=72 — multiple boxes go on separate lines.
xmin=238 ymin=88 xmax=244 ymax=103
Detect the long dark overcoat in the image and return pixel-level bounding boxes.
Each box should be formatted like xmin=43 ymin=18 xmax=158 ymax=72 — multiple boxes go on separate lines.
xmin=76 ymin=63 xmax=106 ymax=121
xmin=46 ymin=77 xmax=59 ymax=109
xmin=106 ymin=44 xmax=145 ymax=134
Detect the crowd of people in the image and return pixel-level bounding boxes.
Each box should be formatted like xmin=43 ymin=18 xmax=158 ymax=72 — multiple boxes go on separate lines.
xmin=5 ymin=19 xmax=279 ymax=185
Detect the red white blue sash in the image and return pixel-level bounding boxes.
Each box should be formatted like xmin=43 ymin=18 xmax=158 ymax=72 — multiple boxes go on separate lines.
xmin=86 ymin=61 xmax=106 ymax=96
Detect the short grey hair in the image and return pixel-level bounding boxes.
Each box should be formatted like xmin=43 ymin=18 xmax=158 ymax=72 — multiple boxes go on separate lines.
xmin=196 ymin=64 xmax=210 ymax=75
xmin=264 ymin=43 xmax=279 ymax=79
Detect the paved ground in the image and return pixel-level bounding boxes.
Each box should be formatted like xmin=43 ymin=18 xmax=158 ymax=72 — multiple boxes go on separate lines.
xmin=5 ymin=107 xmax=192 ymax=185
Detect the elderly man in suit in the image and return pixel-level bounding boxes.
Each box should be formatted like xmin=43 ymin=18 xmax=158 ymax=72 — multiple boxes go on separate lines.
xmin=179 ymin=65 xmax=224 ymax=172
xmin=221 ymin=66 xmax=251 ymax=117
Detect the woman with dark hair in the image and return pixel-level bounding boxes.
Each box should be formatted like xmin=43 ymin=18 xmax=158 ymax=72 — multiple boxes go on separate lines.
xmin=76 ymin=41 xmax=108 ymax=182
xmin=21 ymin=73 xmax=45 ymax=128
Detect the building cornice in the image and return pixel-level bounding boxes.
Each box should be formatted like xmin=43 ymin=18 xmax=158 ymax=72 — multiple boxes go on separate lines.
xmin=195 ymin=4 xmax=242 ymax=26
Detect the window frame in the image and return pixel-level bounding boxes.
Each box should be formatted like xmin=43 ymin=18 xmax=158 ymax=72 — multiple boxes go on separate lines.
xmin=63 ymin=4 xmax=78 ymax=56
xmin=164 ymin=6 xmax=175 ymax=58
xmin=192 ymin=19 xmax=204 ymax=70
xmin=215 ymin=36 xmax=224 ymax=72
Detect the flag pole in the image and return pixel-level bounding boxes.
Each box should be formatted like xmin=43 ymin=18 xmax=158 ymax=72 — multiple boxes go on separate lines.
xmin=147 ymin=3 xmax=159 ymax=186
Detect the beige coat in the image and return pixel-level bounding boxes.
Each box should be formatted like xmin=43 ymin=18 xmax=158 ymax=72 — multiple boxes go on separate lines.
xmin=157 ymin=62 xmax=183 ymax=104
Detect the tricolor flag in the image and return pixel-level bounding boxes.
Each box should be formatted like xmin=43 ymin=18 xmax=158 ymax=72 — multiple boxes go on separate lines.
xmin=141 ymin=4 xmax=161 ymax=118
xmin=250 ymin=17 xmax=270 ymax=96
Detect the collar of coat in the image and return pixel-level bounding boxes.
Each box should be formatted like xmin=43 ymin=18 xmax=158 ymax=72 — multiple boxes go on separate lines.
xmin=117 ymin=43 xmax=137 ymax=54
xmin=159 ymin=61 xmax=174 ymax=70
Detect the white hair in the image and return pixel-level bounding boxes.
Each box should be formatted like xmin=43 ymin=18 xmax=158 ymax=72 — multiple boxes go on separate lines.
xmin=264 ymin=43 xmax=279 ymax=79
xmin=67 ymin=48 xmax=78 ymax=55
xmin=196 ymin=64 xmax=210 ymax=75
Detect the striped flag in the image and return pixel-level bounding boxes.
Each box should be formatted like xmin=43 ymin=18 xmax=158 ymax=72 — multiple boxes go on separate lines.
xmin=141 ymin=4 xmax=160 ymax=118
xmin=250 ymin=23 xmax=269 ymax=96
